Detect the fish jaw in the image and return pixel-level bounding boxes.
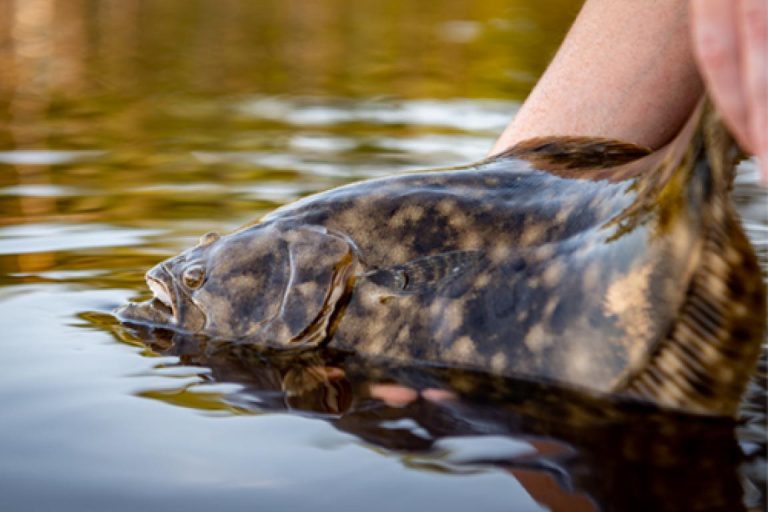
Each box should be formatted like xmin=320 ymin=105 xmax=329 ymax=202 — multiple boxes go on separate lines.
xmin=114 ymin=296 xmax=176 ymax=328
xmin=115 ymin=264 xmax=204 ymax=332
xmin=114 ymin=265 xmax=178 ymax=327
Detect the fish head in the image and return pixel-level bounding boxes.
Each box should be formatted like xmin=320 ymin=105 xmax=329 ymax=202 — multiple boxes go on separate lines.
xmin=116 ymin=223 xmax=358 ymax=347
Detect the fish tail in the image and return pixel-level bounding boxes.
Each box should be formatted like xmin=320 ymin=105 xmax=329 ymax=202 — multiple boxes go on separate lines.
xmin=616 ymin=100 xmax=765 ymax=416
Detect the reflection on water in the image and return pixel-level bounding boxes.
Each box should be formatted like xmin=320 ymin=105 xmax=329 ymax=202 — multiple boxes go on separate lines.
xmin=0 ymin=1 xmax=764 ymax=511
xmin=99 ymin=323 xmax=750 ymax=512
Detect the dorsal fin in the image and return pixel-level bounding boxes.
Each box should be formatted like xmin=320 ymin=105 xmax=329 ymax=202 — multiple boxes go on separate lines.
xmin=499 ymin=136 xmax=652 ymax=170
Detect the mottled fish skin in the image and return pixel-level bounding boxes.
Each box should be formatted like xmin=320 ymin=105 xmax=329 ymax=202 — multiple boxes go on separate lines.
xmin=116 ymin=100 xmax=765 ymax=417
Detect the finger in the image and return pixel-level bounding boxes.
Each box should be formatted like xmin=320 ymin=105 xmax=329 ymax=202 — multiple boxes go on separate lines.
xmin=691 ymin=0 xmax=753 ymax=153
xmin=368 ymin=383 xmax=418 ymax=407
xmin=738 ymin=0 xmax=768 ymax=182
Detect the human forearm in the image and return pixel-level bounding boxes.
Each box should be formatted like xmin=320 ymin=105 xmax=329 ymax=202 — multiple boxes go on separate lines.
xmin=491 ymin=0 xmax=703 ymax=154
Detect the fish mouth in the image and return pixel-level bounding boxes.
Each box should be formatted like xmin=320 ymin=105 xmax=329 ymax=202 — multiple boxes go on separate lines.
xmin=114 ymin=267 xmax=178 ymax=327
xmin=147 ymin=273 xmax=177 ymax=321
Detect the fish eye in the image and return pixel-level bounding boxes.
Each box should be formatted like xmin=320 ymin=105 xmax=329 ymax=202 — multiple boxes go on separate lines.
xmin=182 ymin=264 xmax=206 ymax=289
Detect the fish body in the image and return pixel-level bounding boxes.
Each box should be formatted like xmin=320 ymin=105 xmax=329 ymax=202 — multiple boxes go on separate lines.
xmin=116 ymin=101 xmax=765 ymax=416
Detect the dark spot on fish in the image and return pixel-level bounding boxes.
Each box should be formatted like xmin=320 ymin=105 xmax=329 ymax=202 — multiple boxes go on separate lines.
xmin=726 ymin=272 xmax=746 ymax=297
xmin=731 ymin=326 xmax=751 ymax=342
xmin=688 ymin=372 xmax=717 ymax=399
xmin=548 ymin=298 xmax=572 ymax=334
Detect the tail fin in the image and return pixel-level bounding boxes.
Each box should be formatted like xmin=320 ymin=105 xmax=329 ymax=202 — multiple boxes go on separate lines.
xmin=615 ymin=99 xmax=765 ymax=417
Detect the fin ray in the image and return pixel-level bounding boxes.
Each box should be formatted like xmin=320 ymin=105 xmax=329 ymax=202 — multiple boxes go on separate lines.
xmin=617 ymin=211 xmax=765 ymax=416
xmin=364 ymin=250 xmax=484 ymax=294
xmin=499 ymin=136 xmax=652 ymax=170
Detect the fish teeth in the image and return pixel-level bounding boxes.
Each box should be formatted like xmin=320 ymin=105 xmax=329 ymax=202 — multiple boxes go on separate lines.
xmin=148 ymin=279 xmax=172 ymax=309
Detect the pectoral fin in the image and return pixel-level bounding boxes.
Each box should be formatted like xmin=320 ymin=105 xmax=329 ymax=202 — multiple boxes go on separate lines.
xmin=364 ymin=250 xmax=484 ymax=294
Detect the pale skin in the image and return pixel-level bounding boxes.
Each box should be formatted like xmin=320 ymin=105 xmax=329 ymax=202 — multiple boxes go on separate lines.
xmin=491 ymin=0 xmax=768 ymax=185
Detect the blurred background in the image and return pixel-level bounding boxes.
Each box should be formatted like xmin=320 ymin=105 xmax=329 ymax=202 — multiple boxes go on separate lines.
xmin=0 ymin=0 xmax=582 ymax=275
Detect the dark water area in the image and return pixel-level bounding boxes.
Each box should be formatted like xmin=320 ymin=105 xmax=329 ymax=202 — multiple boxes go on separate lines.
xmin=0 ymin=1 xmax=765 ymax=511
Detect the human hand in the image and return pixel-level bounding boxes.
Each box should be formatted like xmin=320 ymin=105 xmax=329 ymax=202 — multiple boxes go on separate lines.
xmin=690 ymin=0 xmax=768 ymax=184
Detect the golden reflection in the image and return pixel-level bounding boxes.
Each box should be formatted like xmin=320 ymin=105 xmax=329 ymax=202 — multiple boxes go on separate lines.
xmin=50 ymin=0 xmax=87 ymax=94
xmin=96 ymin=0 xmax=140 ymax=93
xmin=137 ymin=388 xmax=250 ymax=414
xmin=15 ymin=251 xmax=56 ymax=273
xmin=0 ymin=0 xmax=580 ymax=274
xmin=9 ymin=0 xmax=55 ymax=139
xmin=4 ymin=0 xmax=57 ymax=273
xmin=0 ymin=0 xmax=579 ymax=234
xmin=0 ymin=0 xmax=579 ymax=103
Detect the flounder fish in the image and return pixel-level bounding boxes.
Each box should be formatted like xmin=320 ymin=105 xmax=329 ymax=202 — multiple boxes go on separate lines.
xmin=116 ymin=100 xmax=765 ymax=417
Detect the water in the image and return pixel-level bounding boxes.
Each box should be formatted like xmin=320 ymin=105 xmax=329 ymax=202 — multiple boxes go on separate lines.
xmin=0 ymin=1 xmax=765 ymax=511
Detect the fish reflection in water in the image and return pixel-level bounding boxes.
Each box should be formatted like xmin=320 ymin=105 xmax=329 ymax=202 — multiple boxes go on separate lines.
xmin=108 ymin=321 xmax=759 ymax=512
